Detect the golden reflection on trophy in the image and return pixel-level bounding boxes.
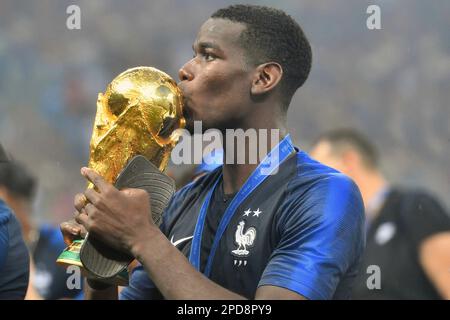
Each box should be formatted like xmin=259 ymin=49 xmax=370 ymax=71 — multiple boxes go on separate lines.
xmin=56 ymin=66 xmax=185 ymax=271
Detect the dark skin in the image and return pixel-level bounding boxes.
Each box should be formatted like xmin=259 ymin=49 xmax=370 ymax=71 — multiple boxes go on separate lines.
xmin=62 ymin=18 xmax=305 ymax=300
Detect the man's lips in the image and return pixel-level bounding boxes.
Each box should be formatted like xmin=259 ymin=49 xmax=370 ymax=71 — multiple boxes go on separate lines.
xmin=182 ymin=97 xmax=193 ymax=120
xmin=178 ymin=83 xmax=193 ymax=119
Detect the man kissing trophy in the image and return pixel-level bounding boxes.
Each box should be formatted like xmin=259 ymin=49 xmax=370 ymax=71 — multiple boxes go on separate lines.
xmin=57 ymin=66 xmax=185 ymax=285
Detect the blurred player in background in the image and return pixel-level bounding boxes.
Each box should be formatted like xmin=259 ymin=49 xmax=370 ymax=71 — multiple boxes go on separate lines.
xmin=0 ymin=143 xmax=29 ymax=299
xmin=0 ymin=145 xmax=83 ymax=299
xmin=310 ymin=128 xmax=450 ymax=299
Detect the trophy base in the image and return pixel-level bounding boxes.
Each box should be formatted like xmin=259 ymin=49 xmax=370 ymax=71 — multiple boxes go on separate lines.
xmin=57 ymin=239 xmax=129 ymax=287
xmin=78 ymin=155 xmax=175 ymax=279
xmin=56 ymin=155 xmax=175 ymax=285
xmin=56 ymin=239 xmax=84 ymax=268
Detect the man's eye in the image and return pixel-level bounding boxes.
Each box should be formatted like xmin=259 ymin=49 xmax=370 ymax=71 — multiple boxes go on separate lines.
xmin=203 ymin=53 xmax=215 ymax=61
xmin=192 ymin=52 xmax=215 ymax=61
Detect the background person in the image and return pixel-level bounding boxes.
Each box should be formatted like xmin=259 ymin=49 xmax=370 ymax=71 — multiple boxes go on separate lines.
xmin=0 ymin=143 xmax=30 ymax=299
xmin=0 ymin=145 xmax=83 ymax=300
xmin=310 ymin=128 xmax=450 ymax=299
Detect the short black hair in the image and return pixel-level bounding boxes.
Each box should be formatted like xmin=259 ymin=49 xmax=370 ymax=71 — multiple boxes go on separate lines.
xmin=211 ymin=5 xmax=312 ymax=108
xmin=314 ymin=129 xmax=379 ymax=169
xmin=0 ymin=144 xmax=9 ymax=164
xmin=0 ymin=149 xmax=36 ymax=201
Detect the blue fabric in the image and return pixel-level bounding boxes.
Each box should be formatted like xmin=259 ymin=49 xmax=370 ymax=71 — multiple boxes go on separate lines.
xmin=0 ymin=204 xmax=9 ymax=270
xmin=120 ymin=265 xmax=159 ymax=300
xmin=32 ymin=224 xmax=84 ymax=299
xmin=0 ymin=199 xmax=30 ymax=299
xmin=258 ymin=153 xmax=365 ymax=299
xmin=194 ymin=149 xmax=223 ymax=176
xmin=120 ymin=150 xmax=365 ymax=300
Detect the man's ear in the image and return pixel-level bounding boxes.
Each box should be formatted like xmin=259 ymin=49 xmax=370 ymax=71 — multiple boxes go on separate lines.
xmin=250 ymin=62 xmax=283 ymax=96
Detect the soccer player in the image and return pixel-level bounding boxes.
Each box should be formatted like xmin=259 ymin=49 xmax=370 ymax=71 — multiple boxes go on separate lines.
xmin=0 ymin=159 xmax=83 ymax=299
xmin=310 ymin=128 xmax=450 ymax=299
xmin=62 ymin=5 xmax=365 ymax=300
xmin=0 ymin=144 xmax=30 ymax=299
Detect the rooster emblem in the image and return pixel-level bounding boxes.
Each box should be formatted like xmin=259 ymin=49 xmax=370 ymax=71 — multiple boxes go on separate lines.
xmin=231 ymin=221 xmax=257 ymax=257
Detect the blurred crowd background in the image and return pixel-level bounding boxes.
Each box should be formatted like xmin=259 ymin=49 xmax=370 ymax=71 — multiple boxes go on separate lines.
xmin=0 ymin=0 xmax=449 ymax=226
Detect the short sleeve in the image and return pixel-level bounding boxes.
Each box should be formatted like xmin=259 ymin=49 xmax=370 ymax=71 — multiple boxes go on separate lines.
xmin=399 ymin=191 xmax=450 ymax=248
xmin=0 ymin=211 xmax=8 ymax=270
xmin=0 ymin=204 xmax=30 ymax=299
xmin=119 ymin=265 xmax=162 ymax=300
xmin=258 ymin=174 xmax=365 ymax=300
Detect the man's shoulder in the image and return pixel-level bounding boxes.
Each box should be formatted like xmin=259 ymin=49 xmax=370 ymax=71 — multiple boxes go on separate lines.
xmin=287 ymin=151 xmax=359 ymax=197
xmin=277 ymin=151 xmax=364 ymax=226
xmin=393 ymin=187 xmax=444 ymax=204
xmin=0 ymin=199 xmax=29 ymax=299
xmin=0 ymin=200 xmax=11 ymax=266
xmin=0 ymin=199 xmax=12 ymax=226
xmin=386 ymin=187 xmax=447 ymax=213
xmin=385 ymin=187 xmax=449 ymax=225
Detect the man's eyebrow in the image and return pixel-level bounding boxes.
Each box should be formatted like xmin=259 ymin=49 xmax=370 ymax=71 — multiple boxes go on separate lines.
xmin=193 ymin=41 xmax=222 ymax=52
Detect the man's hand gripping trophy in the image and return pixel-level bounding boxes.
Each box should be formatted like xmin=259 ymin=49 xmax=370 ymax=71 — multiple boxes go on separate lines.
xmin=57 ymin=66 xmax=185 ymax=285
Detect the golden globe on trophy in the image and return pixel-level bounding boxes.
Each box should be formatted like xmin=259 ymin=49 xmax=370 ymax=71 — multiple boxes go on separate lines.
xmin=56 ymin=66 xmax=185 ymax=285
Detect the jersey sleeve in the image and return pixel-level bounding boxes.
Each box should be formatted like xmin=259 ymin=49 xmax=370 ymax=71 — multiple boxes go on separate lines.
xmin=119 ymin=265 xmax=162 ymax=300
xmin=0 ymin=203 xmax=30 ymax=299
xmin=258 ymin=174 xmax=365 ymax=299
xmin=0 ymin=209 xmax=9 ymax=270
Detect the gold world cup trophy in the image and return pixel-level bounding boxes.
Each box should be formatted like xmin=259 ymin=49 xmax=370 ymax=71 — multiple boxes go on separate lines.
xmin=56 ymin=66 xmax=185 ymax=285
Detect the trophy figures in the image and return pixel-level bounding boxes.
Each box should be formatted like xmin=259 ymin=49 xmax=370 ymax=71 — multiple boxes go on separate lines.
xmin=57 ymin=66 xmax=184 ymax=284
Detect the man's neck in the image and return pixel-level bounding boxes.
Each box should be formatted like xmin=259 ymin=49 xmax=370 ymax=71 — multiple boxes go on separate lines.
xmin=355 ymin=169 xmax=389 ymax=220
xmin=221 ymin=125 xmax=287 ymax=195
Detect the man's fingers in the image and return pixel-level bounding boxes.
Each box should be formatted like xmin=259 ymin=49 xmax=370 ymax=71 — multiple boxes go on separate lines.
xmin=84 ymin=188 xmax=102 ymax=208
xmin=60 ymin=221 xmax=80 ymax=235
xmin=74 ymin=211 xmax=90 ymax=230
xmin=79 ymin=225 xmax=88 ymax=238
xmin=84 ymin=203 xmax=97 ymax=217
xmin=81 ymin=167 xmax=109 ymax=192
xmin=74 ymin=193 xmax=87 ymax=212
xmin=65 ymin=216 xmax=88 ymax=238
xmin=60 ymin=220 xmax=82 ymax=245
xmin=62 ymin=234 xmax=75 ymax=246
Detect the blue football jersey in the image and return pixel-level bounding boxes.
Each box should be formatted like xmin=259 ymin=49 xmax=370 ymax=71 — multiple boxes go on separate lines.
xmin=121 ymin=150 xmax=365 ymax=300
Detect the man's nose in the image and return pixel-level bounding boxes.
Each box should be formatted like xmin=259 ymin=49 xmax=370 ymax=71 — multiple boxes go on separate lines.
xmin=178 ymin=62 xmax=194 ymax=82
